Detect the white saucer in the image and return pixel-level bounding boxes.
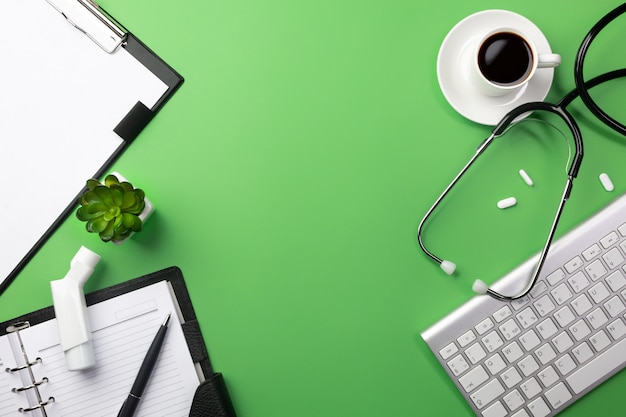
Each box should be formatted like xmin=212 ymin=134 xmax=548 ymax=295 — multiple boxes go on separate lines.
xmin=437 ymin=10 xmax=556 ymax=125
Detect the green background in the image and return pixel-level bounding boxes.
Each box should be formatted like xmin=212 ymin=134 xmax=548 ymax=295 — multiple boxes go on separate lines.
xmin=2 ymin=0 xmax=626 ymax=415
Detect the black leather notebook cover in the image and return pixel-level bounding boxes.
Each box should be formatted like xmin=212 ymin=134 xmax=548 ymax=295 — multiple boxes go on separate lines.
xmin=0 ymin=266 xmax=236 ymax=417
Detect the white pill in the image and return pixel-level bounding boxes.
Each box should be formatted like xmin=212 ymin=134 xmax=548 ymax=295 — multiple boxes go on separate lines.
xmin=497 ymin=197 xmax=517 ymax=209
xmin=519 ymin=169 xmax=534 ymax=186
xmin=599 ymin=173 xmax=614 ymax=192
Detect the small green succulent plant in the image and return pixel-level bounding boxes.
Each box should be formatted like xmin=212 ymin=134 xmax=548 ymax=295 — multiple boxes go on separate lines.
xmin=76 ymin=174 xmax=146 ymax=243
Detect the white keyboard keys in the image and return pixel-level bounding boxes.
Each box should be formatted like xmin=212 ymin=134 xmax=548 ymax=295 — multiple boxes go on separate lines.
xmin=466 ymin=343 xmax=487 ymax=364
xmin=586 ymin=307 xmax=608 ymax=330
xmin=537 ymin=365 xmax=559 ymax=388
xmin=493 ymin=305 xmax=512 ymax=323
xmin=590 ymin=330 xmax=611 ymax=352
xmin=604 ymin=296 xmax=625 ymax=317
xmin=520 ymin=377 xmax=541 ymax=399
xmin=607 ymin=318 xmax=626 ymax=340
xmin=551 ymin=283 xmax=572 ymax=305
xmin=475 ymin=317 xmax=495 ymax=335
xmin=459 ymin=365 xmax=489 ymax=392
xmin=533 ymin=295 xmax=555 ymax=317
xmin=447 ymin=354 xmax=469 ymax=376
xmin=572 ymin=342 xmax=593 ymax=364
xmin=503 ymin=389 xmax=524 ymax=411
xmin=501 ymin=367 xmax=523 ymax=388
xmin=606 ymin=270 xmax=626 ymax=291
xmin=457 ymin=329 xmax=476 ymax=348
xmin=582 ymin=243 xmax=601 ymax=261
xmin=502 ymin=341 xmax=524 ymax=363
xmin=585 ymin=260 xmax=607 ymax=281
xmin=568 ymin=271 xmax=590 ymax=292
xmin=482 ymin=401 xmax=507 ymax=417
xmin=544 ymin=382 xmax=572 ymax=409
xmin=528 ymin=397 xmax=550 ymax=417
xmin=569 ymin=319 xmax=591 ymax=341
xmin=485 ymin=353 xmax=506 ymax=375
xmin=470 ymin=379 xmax=505 ymax=409
xmin=603 ymin=247 xmax=624 ymax=268
xmin=555 ymin=354 xmax=576 ymax=376
xmin=589 ymin=282 xmax=610 ymax=303
xmin=566 ymin=336 xmax=626 ymax=394
xmin=439 ymin=342 xmax=458 ymax=360
xmin=564 ymin=255 xmax=583 ymax=273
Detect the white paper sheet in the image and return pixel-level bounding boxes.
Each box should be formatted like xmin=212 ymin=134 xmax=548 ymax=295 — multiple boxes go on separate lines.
xmin=0 ymin=0 xmax=168 ymax=284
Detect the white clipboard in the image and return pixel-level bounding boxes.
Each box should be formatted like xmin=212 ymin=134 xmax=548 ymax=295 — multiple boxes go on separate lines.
xmin=0 ymin=0 xmax=184 ymax=293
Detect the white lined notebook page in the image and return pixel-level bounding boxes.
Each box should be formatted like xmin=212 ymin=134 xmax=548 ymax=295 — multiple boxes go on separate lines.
xmin=1 ymin=281 xmax=201 ymax=417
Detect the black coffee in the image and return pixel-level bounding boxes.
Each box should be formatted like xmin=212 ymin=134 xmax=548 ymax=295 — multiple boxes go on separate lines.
xmin=478 ymin=32 xmax=533 ymax=85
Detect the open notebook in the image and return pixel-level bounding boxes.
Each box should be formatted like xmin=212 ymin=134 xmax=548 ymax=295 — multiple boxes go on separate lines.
xmin=0 ymin=268 xmax=216 ymax=416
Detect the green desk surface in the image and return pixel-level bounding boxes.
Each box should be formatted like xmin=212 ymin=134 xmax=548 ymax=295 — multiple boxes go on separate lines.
xmin=2 ymin=1 xmax=626 ymax=415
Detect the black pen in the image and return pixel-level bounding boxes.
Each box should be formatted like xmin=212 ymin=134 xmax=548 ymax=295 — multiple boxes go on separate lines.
xmin=117 ymin=312 xmax=171 ymax=417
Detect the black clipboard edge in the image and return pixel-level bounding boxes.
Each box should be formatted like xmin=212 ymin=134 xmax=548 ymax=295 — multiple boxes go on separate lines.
xmin=114 ymin=33 xmax=185 ymax=143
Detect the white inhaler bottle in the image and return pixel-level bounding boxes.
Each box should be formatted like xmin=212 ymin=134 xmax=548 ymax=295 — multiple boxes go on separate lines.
xmin=50 ymin=246 xmax=100 ymax=371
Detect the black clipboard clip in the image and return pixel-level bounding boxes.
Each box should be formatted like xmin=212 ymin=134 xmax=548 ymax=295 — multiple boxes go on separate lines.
xmin=45 ymin=0 xmax=127 ymax=53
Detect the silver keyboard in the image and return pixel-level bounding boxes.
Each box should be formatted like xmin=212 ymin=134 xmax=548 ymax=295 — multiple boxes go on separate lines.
xmin=422 ymin=193 xmax=626 ymax=417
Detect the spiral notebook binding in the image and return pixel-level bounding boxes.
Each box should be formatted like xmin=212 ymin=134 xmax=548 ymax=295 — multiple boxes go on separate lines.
xmin=6 ymin=322 xmax=55 ymax=415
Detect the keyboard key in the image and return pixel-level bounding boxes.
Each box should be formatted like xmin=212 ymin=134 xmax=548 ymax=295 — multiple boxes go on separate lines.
xmin=511 ymin=296 xmax=529 ymax=311
xmin=585 ymin=260 xmax=607 ymax=281
xmin=492 ymin=305 xmax=512 ymax=323
xmin=618 ymin=223 xmax=626 ymax=236
xmin=607 ymin=318 xmax=626 ymax=340
xmin=537 ymin=365 xmax=559 ymax=388
xmin=475 ymin=317 xmax=494 ymax=335
xmin=572 ymin=342 xmax=593 ymax=364
xmin=546 ymin=268 xmax=565 ymax=285
xmin=568 ymin=271 xmax=590 ymax=292
xmin=582 ymin=243 xmax=601 ymax=261
xmin=590 ymin=330 xmax=611 ymax=352
xmin=603 ymin=247 xmax=624 ymax=269
xmin=439 ymin=342 xmax=458 ymax=360
xmin=499 ymin=319 xmax=521 ymax=340
xmin=465 ymin=342 xmax=487 ymax=364
xmin=555 ymin=354 xmax=576 ymax=376
xmin=528 ymin=397 xmax=550 ymax=417
xmin=569 ymin=319 xmax=591 ymax=341
xmin=551 ymin=283 xmax=572 ymax=305
xmin=502 ymin=341 xmax=524 ymax=363
xmin=533 ymin=295 xmax=555 ymax=317
xmin=503 ymin=389 xmax=524 ymax=412
xmin=552 ymin=331 xmax=574 ymax=353
xmin=600 ymin=231 xmax=619 ymax=248
xmin=457 ymin=329 xmax=476 ymax=347
xmin=519 ymin=329 xmax=541 ymax=351
xmin=564 ymin=255 xmax=583 ymax=273
xmin=447 ymin=354 xmax=469 ymax=376
xmin=536 ymin=318 xmax=558 ymax=339
xmin=545 ymin=382 xmax=572 ymax=409
xmin=530 ymin=281 xmax=548 ymax=298
xmin=501 ymin=366 xmax=522 ymax=388
xmin=516 ymin=307 xmax=538 ymax=329
xmin=459 ymin=365 xmax=488 ymax=392
xmin=589 ymin=282 xmax=610 ymax=303
xmin=604 ymin=296 xmax=626 ymax=318
xmin=520 ymin=376 xmax=541 ymax=398
xmin=535 ymin=343 xmax=556 ymax=365
xmin=469 ymin=379 xmax=504 ymax=409
xmin=586 ymin=307 xmax=608 ymax=330
xmin=566 ymin=336 xmax=626 ymax=394
xmin=485 ymin=353 xmax=506 ymax=375
xmin=606 ymin=270 xmax=626 ymax=291
xmin=482 ymin=401 xmax=507 ymax=417
xmin=482 ymin=331 xmax=503 ymax=353
xmin=518 ymin=355 xmax=539 ymax=377
xmin=554 ymin=305 xmax=576 ymax=327
xmin=512 ymin=410 xmax=530 ymax=417
xmin=571 ymin=294 xmax=593 ymax=315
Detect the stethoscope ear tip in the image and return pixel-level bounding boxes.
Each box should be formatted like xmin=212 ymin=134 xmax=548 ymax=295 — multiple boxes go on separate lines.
xmin=472 ymin=279 xmax=489 ymax=294
xmin=440 ymin=260 xmax=456 ymax=275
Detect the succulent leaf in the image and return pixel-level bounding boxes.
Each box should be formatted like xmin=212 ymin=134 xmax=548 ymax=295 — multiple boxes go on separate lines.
xmin=76 ymin=175 xmax=146 ymax=243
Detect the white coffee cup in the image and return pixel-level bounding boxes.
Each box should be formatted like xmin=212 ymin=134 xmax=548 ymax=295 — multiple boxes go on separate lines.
xmin=471 ymin=28 xmax=561 ymax=96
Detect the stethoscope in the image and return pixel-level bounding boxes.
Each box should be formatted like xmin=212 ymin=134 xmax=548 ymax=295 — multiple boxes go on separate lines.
xmin=418 ymin=3 xmax=626 ymax=302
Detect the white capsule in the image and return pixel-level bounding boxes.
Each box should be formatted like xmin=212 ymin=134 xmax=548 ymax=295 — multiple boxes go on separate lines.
xmin=599 ymin=173 xmax=614 ymax=192
xmin=497 ymin=197 xmax=517 ymax=209
xmin=519 ymin=169 xmax=534 ymax=186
